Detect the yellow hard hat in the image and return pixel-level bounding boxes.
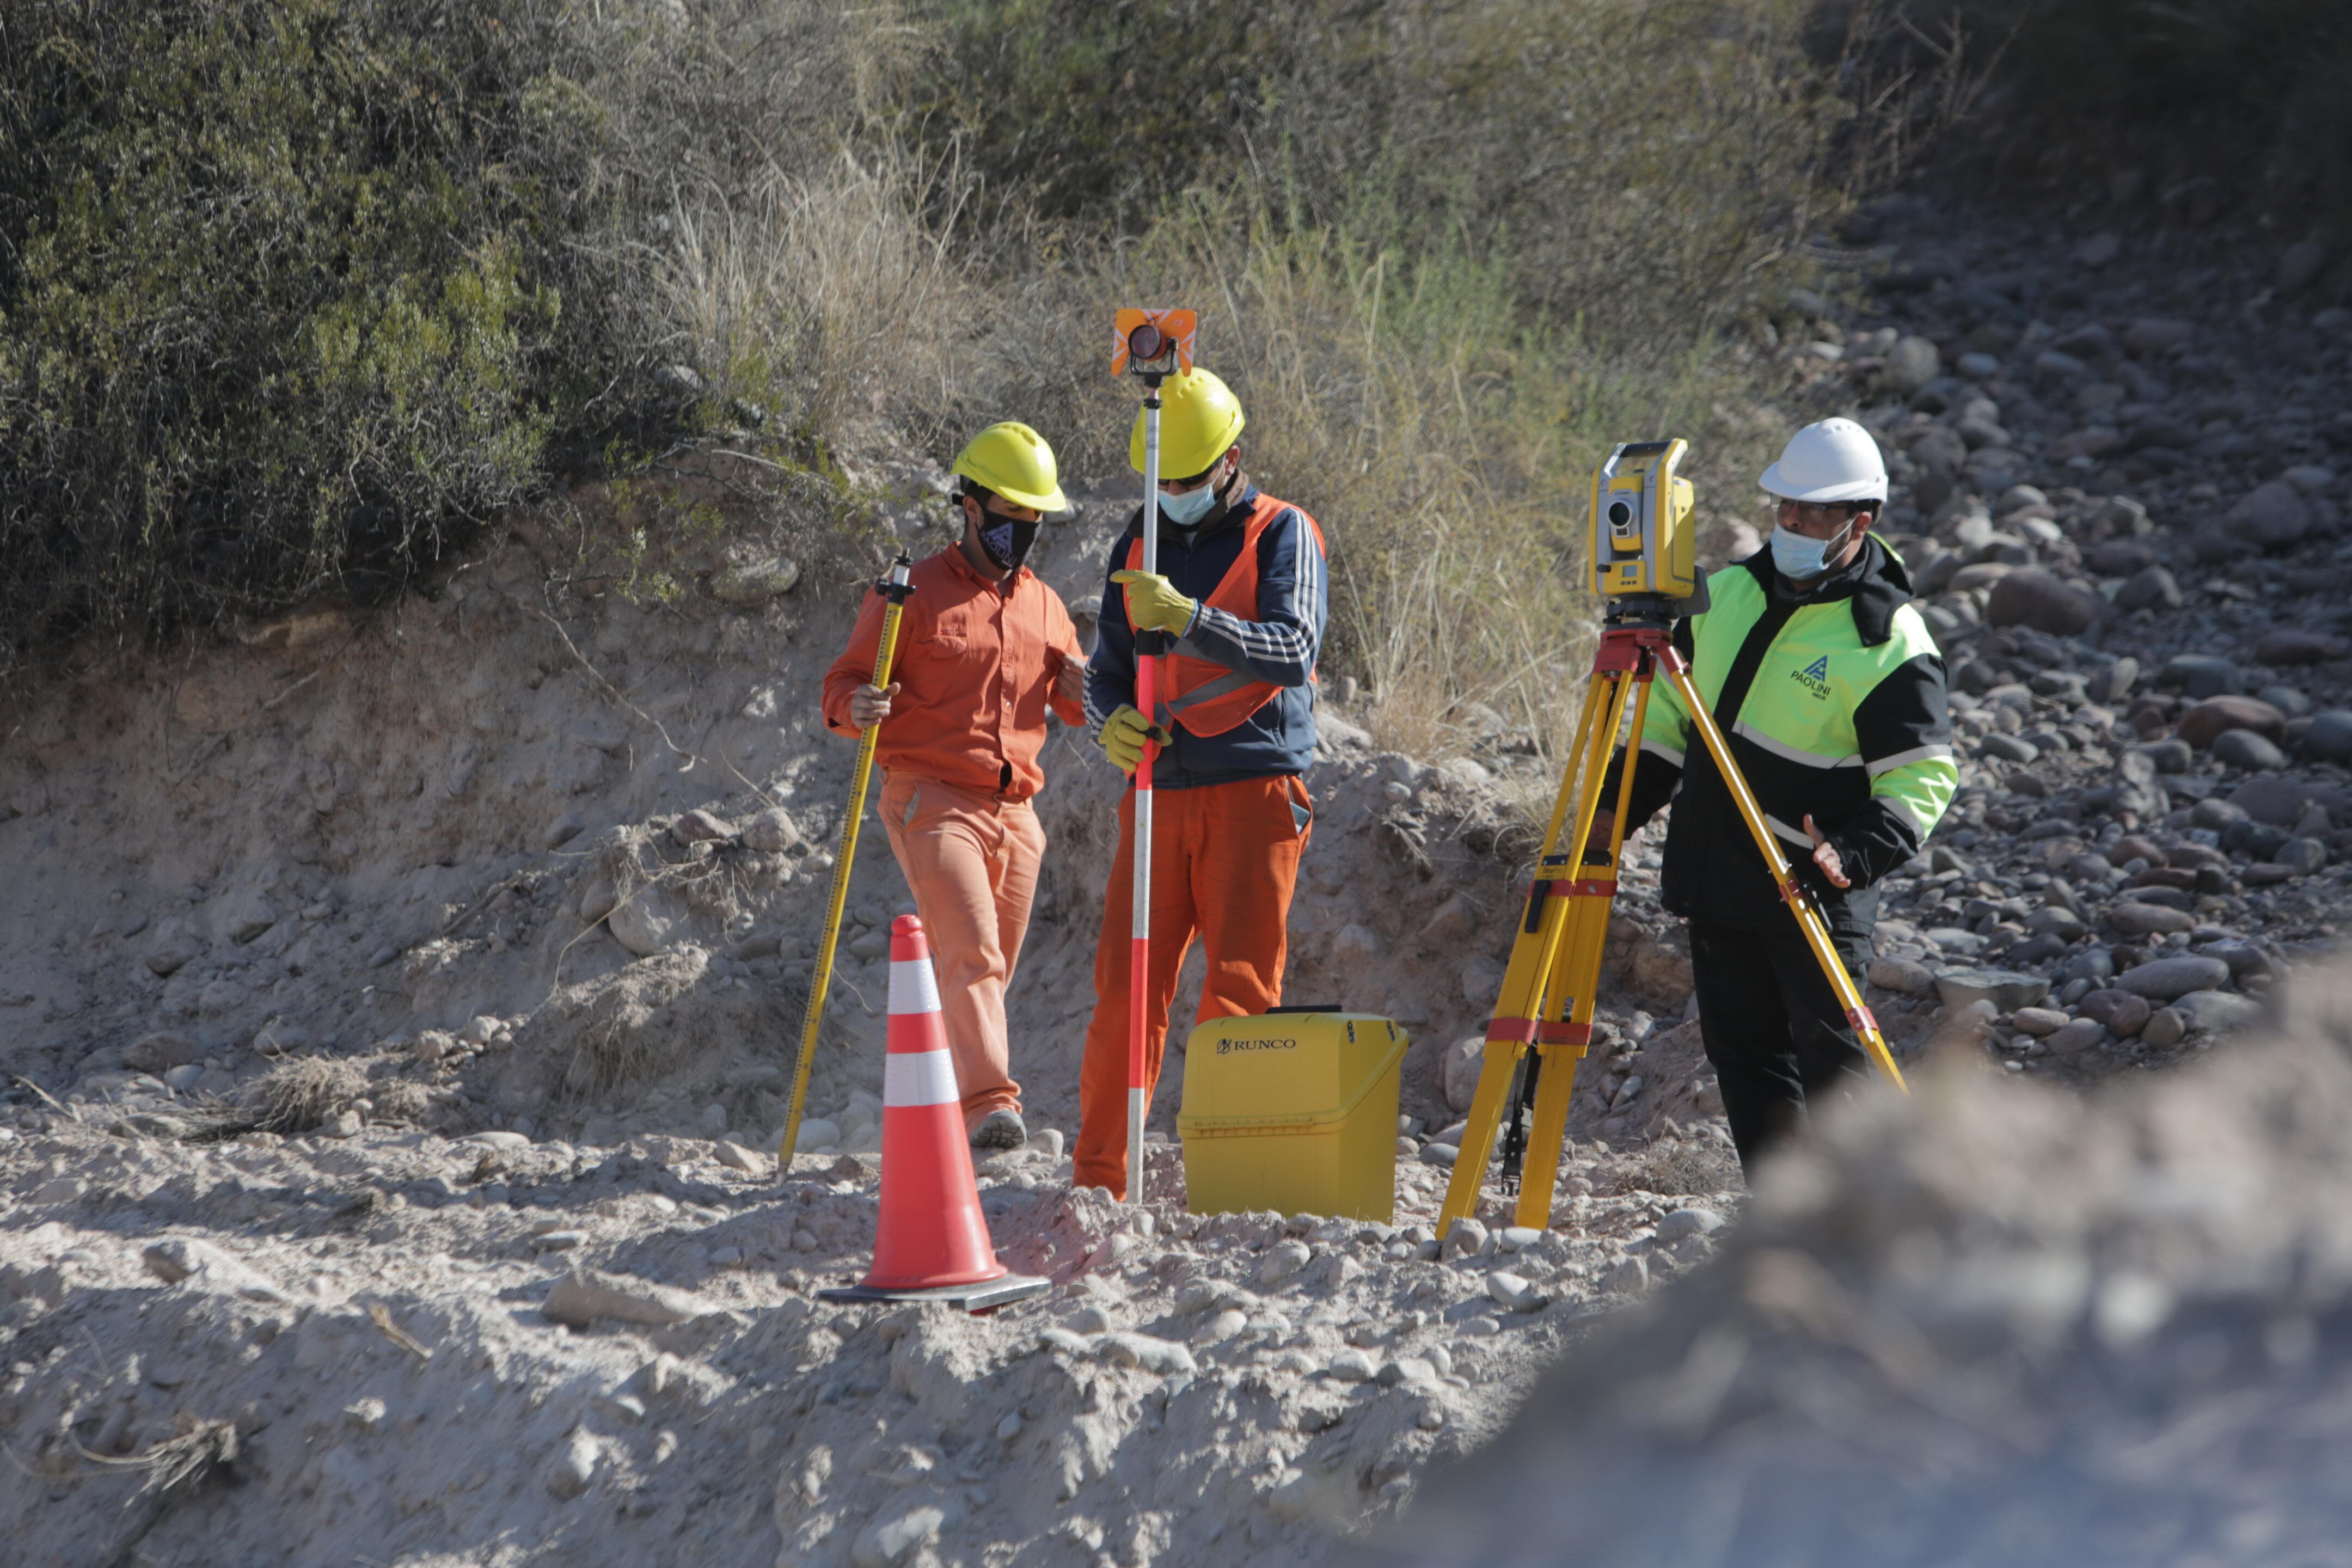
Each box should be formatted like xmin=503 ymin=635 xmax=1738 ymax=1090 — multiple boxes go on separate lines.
xmin=951 ymin=421 xmax=1068 ymax=512
xmin=1129 ymin=367 xmax=1245 ymax=480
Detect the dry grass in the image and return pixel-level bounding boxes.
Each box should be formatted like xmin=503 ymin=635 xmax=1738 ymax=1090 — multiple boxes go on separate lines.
xmin=642 ymin=0 xmax=1991 ymax=783
xmin=655 ymin=146 xmax=982 ymax=455
xmin=950 ymin=194 xmax=1792 ymax=765
xmin=78 ymin=1411 xmax=239 ymax=1494
xmin=550 ymin=945 xmax=714 ymax=1099
xmin=242 ymin=1057 xmax=367 ymax=1134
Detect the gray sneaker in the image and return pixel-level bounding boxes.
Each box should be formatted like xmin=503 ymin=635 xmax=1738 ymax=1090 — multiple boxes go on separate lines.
xmin=970 ymin=1108 xmax=1027 ymax=1150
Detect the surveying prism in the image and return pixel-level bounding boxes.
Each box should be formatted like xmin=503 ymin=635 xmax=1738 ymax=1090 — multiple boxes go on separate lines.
xmin=1113 ymin=306 xmax=1196 ymax=1205
xmin=1436 ymin=440 xmax=1909 ymax=1236
xmin=1113 ymin=307 xmax=1195 ymax=379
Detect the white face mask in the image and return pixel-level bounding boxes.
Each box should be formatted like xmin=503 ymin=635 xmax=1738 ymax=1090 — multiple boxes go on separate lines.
xmin=1158 ymin=456 xmax=1230 ymax=528
xmin=1159 ymin=481 xmax=1218 ymax=527
xmin=1769 ymin=520 xmax=1845 ymax=579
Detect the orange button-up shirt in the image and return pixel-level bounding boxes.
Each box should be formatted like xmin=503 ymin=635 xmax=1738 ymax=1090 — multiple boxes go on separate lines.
xmin=822 ymin=543 xmax=1086 ymax=801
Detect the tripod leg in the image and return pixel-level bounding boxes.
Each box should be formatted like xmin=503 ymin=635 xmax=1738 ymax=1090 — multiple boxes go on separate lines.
xmin=1441 ymin=1048 xmax=1523 ymax=1223
xmin=1661 ymin=663 xmax=1910 ymax=1094
xmin=1439 ymin=666 xmax=1635 ymax=1233
xmin=1509 ymin=667 xmax=1656 ymax=1228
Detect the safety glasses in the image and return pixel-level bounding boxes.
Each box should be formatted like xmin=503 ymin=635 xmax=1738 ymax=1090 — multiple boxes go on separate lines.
xmin=1774 ymin=497 xmax=1865 ymax=538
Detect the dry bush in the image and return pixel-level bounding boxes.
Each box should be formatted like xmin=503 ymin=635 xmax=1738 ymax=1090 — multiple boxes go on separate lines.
xmin=370 ymin=1080 xmax=433 ymax=1124
xmin=1619 ymin=1135 xmax=1744 ymax=1197
xmin=546 ymin=946 xmax=714 ymax=1099
xmin=654 ymin=147 xmax=981 ymax=457
xmin=243 ymin=1056 xmax=368 ymax=1134
xmin=891 ymin=0 xmax=1918 ymax=771
xmin=957 ymin=194 xmax=1791 ymax=765
xmin=77 ymin=1411 xmax=240 ymax=1507
xmin=586 ymin=817 xmax=771 ymax=932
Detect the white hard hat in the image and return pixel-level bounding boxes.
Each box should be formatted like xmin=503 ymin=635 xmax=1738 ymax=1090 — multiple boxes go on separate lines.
xmin=1759 ymin=417 xmax=1889 ymax=505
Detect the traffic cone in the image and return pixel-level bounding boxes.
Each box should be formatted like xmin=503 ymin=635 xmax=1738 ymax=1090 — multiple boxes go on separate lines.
xmin=818 ymin=916 xmax=1048 ymax=1313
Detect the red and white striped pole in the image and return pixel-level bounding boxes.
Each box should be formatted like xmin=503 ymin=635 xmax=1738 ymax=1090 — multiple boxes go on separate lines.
xmin=1127 ymin=379 xmax=1164 ymax=1208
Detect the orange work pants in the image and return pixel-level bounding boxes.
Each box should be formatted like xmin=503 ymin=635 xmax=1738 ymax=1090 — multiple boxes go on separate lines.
xmin=1074 ymin=774 xmax=1312 ymax=1196
xmin=878 ymin=773 xmax=1046 ymax=1129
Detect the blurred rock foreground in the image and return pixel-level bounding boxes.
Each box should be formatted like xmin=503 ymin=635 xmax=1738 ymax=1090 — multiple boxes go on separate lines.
xmin=1357 ymin=958 xmax=2352 ymax=1567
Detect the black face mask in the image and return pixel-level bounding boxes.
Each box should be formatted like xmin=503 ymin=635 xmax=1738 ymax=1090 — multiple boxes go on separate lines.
xmin=978 ymin=509 xmax=1040 ymax=571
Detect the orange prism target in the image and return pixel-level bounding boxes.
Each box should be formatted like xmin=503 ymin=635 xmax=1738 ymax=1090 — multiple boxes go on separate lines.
xmin=1112 ymin=308 xmax=1196 ymax=376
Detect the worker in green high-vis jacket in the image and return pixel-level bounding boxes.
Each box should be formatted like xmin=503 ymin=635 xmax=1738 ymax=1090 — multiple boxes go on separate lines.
xmin=1593 ymin=418 xmax=1957 ymax=1175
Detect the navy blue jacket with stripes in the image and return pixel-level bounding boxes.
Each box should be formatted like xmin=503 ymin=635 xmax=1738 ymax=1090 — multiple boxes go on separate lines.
xmin=1083 ymin=482 xmax=1327 ymax=790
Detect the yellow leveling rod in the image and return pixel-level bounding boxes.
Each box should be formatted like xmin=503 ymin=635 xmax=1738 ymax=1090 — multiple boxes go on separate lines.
xmin=779 ymin=552 xmax=915 ymax=1168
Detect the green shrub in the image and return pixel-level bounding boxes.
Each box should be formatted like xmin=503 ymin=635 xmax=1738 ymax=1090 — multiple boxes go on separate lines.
xmin=0 ymin=1 xmax=543 ymax=660
xmin=0 ymin=0 xmax=875 ymax=678
xmin=1883 ymin=0 xmax=2352 ymax=223
xmin=0 ymin=0 xmax=1914 ymax=760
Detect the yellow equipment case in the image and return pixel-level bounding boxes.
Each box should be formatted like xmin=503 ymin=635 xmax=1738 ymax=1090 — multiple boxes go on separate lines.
xmin=1176 ymin=1009 xmax=1409 ymax=1221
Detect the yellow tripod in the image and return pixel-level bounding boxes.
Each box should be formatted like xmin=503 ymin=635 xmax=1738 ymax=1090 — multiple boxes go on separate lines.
xmin=779 ymin=552 xmax=915 ymax=1167
xmin=1436 ymin=596 xmax=1909 ymax=1234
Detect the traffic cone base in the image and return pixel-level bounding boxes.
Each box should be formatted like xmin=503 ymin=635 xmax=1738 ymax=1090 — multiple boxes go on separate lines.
xmin=815 ymin=1276 xmax=1050 ymax=1312
xmin=819 ymin=915 xmax=1045 ymax=1314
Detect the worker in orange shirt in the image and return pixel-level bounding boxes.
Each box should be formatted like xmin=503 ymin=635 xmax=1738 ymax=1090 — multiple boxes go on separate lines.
xmin=822 ymin=422 xmax=1087 ymax=1150
xmin=1073 ymin=368 xmax=1328 ymax=1197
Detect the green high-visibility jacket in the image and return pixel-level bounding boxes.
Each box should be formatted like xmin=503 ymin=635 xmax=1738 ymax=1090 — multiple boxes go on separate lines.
xmin=1606 ymin=537 xmax=1956 ymax=935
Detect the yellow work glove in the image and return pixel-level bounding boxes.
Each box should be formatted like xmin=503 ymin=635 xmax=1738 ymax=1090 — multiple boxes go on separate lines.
xmin=1098 ymin=704 xmax=1170 ymax=775
xmin=1110 ymin=568 xmax=1198 ymax=635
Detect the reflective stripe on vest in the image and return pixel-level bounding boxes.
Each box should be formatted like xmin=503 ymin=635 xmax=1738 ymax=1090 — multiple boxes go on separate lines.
xmin=1122 ymin=498 xmax=1326 ymax=737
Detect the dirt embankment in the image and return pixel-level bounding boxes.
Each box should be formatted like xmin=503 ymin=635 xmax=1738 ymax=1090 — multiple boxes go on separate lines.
xmin=0 ymin=447 xmax=1725 ymax=1568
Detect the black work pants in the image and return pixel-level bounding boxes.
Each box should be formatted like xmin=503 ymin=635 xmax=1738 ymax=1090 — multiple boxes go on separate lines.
xmin=1688 ymin=917 xmax=1873 ymax=1178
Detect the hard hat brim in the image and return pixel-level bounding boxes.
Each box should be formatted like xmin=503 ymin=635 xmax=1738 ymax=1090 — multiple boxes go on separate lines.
xmin=1759 ymin=461 xmax=1889 ymax=505
xmin=982 ymin=478 xmax=1070 ymax=513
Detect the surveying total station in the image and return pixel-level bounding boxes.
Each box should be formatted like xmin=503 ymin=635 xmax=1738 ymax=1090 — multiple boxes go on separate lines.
xmin=1436 ymin=438 xmax=1909 ymax=1236
xmin=1591 ymin=438 xmax=1696 ymax=599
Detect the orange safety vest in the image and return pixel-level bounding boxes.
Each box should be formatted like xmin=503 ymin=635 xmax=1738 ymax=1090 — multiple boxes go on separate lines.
xmin=1122 ymin=496 xmax=1327 ymax=737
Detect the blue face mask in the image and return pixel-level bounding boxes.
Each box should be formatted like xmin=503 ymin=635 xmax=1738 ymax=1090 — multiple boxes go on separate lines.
xmin=1157 ymin=479 xmax=1220 ymax=528
xmin=1769 ymin=518 xmax=1852 ymax=580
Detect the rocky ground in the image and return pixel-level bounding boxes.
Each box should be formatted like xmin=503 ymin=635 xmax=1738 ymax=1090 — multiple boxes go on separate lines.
xmin=3 ymin=188 xmax=2349 ymax=1566
xmin=1760 ymin=191 xmax=2352 ymax=1085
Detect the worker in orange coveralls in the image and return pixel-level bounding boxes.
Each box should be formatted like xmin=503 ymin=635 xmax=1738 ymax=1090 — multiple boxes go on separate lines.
xmin=1073 ymin=368 xmax=1329 ymax=1197
xmin=822 ymin=421 xmax=1086 ymax=1150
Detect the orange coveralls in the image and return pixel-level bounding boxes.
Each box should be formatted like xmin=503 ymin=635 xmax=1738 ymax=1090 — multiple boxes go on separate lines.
xmin=822 ymin=544 xmax=1085 ymax=1129
xmin=1071 ymin=488 xmax=1327 ymax=1196
xmin=1073 ymin=776 xmax=1313 ymax=1192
